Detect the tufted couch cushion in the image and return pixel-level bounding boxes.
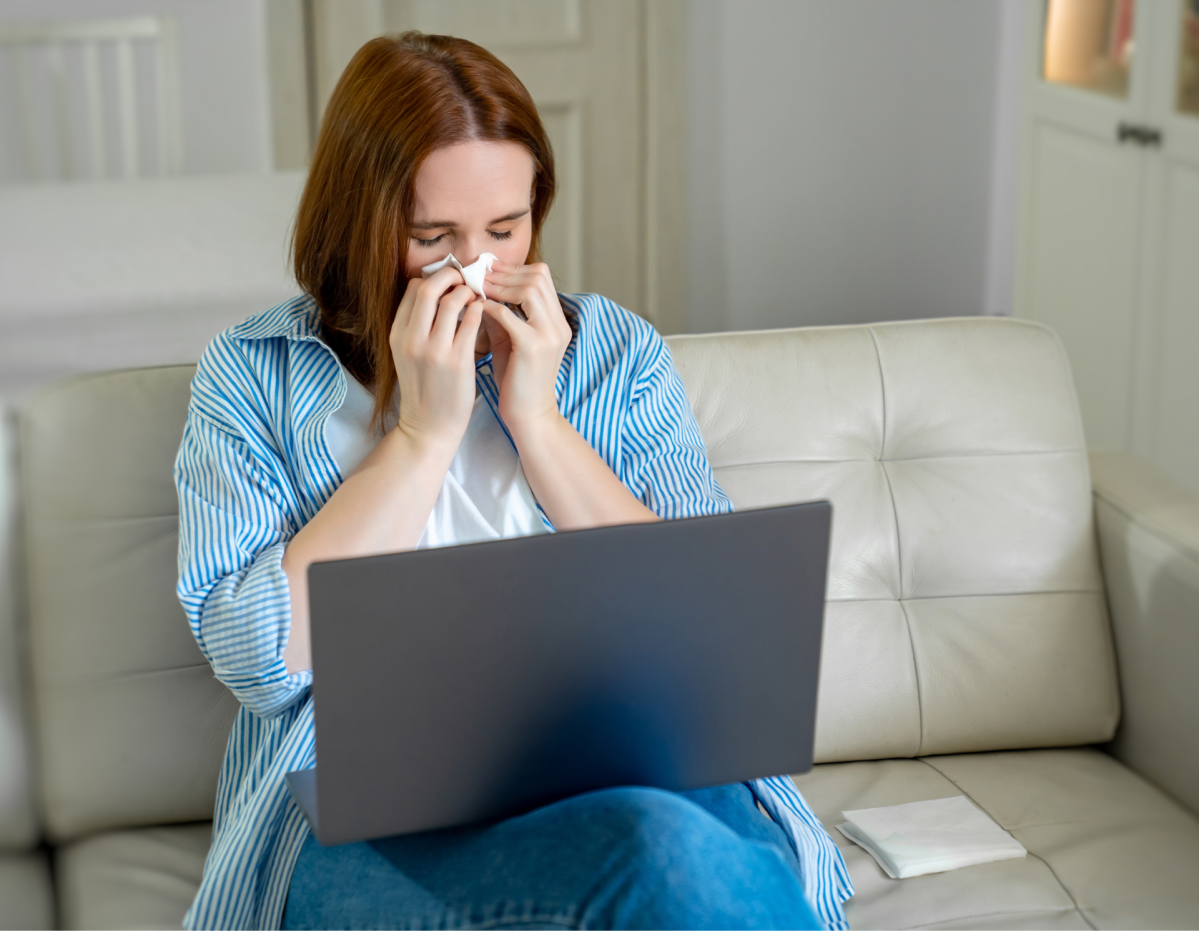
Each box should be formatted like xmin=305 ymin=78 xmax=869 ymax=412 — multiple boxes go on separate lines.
xmin=666 ymin=318 xmax=1120 ymax=763
xmin=20 ymin=366 xmax=238 ymax=844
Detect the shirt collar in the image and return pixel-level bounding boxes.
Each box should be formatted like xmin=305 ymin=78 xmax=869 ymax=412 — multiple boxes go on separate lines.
xmin=229 ymin=297 xmax=499 ymax=371
xmin=228 ymin=294 xmax=323 ymax=342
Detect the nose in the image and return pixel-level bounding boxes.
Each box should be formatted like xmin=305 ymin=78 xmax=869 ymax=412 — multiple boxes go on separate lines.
xmin=455 ymin=231 xmax=495 ymax=270
xmin=458 ymin=246 xmax=484 ymax=268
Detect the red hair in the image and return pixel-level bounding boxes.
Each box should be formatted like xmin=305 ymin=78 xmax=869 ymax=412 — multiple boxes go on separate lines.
xmin=292 ymin=32 xmax=556 ymax=428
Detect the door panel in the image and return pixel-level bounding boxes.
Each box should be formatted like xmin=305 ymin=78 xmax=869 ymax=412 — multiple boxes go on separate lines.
xmin=389 ymin=0 xmax=581 ymax=47
xmin=1024 ymin=123 xmax=1143 ymax=450
xmin=313 ymin=0 xmax=643 ymax=313
xmin=535 ymin=101 xmax=583 ymax=293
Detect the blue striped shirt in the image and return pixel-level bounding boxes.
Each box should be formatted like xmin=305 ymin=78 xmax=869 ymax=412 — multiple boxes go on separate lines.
xmin=175 ymin=292 xmax=853 ymax=929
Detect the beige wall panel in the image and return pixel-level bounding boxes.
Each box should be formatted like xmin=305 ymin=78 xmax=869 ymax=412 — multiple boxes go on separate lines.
xmin=265 ymin=0 xmax=312 ymax=170
xmin=645 ymin=0 xmax=688 ymax=334
xmin=534 ymin=102 xmax=583 ymax=293
xmin=389 ymin=0 xmax=581 ymax=45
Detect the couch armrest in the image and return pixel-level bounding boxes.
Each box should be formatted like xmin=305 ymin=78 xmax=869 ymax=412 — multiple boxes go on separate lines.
xmin=1090 ymin=451 xmax=1199 ymax=817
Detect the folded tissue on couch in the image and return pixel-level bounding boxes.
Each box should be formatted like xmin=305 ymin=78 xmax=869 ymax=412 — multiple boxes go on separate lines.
xmin=836 ymin=796 xmax=1027 ymax=879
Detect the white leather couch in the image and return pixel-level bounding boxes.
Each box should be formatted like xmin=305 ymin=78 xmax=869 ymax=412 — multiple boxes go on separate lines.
xmin=2 ymin=316 xmax=1198 ymax=929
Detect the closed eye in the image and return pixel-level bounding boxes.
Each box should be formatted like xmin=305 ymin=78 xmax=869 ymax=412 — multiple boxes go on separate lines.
xmin=414 ymin=234 xmax=445 ymax=248
xmin=489 ymin=230 xmax=514 ymax=242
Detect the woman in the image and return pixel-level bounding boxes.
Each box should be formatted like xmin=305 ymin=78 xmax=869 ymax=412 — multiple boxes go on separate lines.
xmin=176 ymin=31 xmax=852 ymax=930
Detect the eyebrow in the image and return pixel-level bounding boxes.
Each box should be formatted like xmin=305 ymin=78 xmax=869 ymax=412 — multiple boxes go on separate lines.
xmin=410 ymin=208 xmax=529 ymax=230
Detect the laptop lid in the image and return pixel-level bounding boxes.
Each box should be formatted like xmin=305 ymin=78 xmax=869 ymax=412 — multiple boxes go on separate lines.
xmin=297 ymin=501 xmax=831 ymax=846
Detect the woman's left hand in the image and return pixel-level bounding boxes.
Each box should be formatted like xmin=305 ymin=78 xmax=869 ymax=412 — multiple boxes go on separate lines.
xmin=481 ymin=261 xmax=572 ymax=435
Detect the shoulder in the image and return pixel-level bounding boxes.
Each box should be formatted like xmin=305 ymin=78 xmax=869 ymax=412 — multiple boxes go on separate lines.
xmin=560 ymin=292 xmax=655 ymax=343
xmin=189 ymin=294 xmax=324 ymax=434
xmin=559 ymin=292 xmax=666 ymax=375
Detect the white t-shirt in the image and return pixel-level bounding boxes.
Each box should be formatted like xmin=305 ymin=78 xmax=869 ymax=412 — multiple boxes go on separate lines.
xmin=323 ymin=364 xmax=551 ymax=548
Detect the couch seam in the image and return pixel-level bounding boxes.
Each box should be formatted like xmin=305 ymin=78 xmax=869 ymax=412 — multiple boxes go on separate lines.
xmin=917 ymin=759 xmax=1097 ymax=931
xmin=712 ymin=449 xmax=1084 ymax=471
xmin=902 ymin=905 xmax=1087 ymax=930
xmin=868 ymin=326 xmax=922 ymax=757
xmin=825 ymin=588 xmax=1103 ymax=604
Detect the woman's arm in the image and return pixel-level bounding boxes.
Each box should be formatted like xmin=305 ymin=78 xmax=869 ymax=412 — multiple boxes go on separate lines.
xmin=281 ymin=269 xmax=484 ymax=674
xmin=508 ymin=415 xmax=661 ymax=530
xmin=480 ymin=262 xmax=660 ymax=530
xmin=280 ymin=426 xmax=459 ymax=673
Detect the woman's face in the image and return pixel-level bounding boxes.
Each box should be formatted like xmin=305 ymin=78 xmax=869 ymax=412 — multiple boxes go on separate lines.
xmin=406 ymin=140 xmax=536 ymax=279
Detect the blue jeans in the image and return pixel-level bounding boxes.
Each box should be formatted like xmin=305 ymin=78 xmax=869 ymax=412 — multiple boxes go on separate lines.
xmin=282 ymin=783 xmax=822 ymax=929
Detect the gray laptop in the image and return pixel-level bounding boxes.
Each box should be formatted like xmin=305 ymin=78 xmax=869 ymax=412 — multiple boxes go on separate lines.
xmin=286 ymin=501 xmax=831 ymax=846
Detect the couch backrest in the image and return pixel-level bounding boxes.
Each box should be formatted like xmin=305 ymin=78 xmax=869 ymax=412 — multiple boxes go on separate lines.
xmin=20 ymin=366 xmax=237 ymax=843
xmin=20 ymin=317 xmax=1120 ymax=841
xmin=665 ymin=317 xmax=1119 ymax=763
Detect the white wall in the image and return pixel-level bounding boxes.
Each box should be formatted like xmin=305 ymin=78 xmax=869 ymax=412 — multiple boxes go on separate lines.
xmin=0 ymin=0 xmax=273 ymax=176
xmin=687 ymin=0 xmax=1024 ymax=332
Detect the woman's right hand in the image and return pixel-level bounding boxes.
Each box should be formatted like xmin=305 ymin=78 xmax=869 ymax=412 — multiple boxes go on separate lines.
xmin=389 ymin=267 xmax=484 ymax=451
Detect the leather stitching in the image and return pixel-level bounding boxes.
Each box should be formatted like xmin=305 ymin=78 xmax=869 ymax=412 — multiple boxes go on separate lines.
xmin=825 ymin=588 xmax=1104 ymax=603
xmin=868 ymin=326 xmax=923 ymax=757
xmin=901 ymin=906 xmax=1088 ymax=930
xmin=711 ymin=449 xmax=1084 ymax=471
xmin=917 ymin=759 xmax=1097 ymax=930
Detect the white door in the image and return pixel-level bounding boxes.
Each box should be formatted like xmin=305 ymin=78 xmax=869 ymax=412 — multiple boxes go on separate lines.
xmin=1017 ymin=0 xmax=1199 ymax=494
xmin=309 ymin=0 xmax=685 ymax=326
xmin=1135 ymin=1 xmax=1199 ymax=491
xmin=1015 ymin=0 xmax=1155 ymax=452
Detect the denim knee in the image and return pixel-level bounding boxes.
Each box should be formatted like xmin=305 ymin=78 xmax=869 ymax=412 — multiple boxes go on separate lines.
xmin=595 ymin=787 xmax=725 ymax=864
xmin=578 ymin=787 xmax=820 ymax=930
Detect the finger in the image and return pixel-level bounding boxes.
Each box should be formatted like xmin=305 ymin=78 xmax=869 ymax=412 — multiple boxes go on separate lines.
xmin=430 ymin=284 xmax=477 ymax=345
xmin=480 ymin=274 xmax=537 ymax=313
xmin=482 ymin=305 xmax=508 ymax=348
xmin=409 ymin=266 xmax=466 ymax=335
xmin=454 ymin=301 xmax=484 ymax=356
xmin=392 ymin=278 xmax=422 ymax=335
xmin=484 ymin=275 xmax=557 ymax=328
xmin=481 ymin=299 xmax=532 ymax=343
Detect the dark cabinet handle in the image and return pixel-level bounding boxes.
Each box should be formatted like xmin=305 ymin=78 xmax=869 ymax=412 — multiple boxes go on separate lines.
xmin=1118 ymin=122 xmax=1164 ymax=147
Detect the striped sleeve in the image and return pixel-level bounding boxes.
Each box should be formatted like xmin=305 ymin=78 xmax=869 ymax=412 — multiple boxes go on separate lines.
xmin=175 ymin=347 xmax=312 ymax=720
xmin=620 ymin=329 xmax=734 ymax=520
xmin=750 ymin=776 xmax=855 ymax=930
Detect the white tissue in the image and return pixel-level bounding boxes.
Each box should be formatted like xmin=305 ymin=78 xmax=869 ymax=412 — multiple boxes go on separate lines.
xmin=421 ymin=252 xmax=497 ymax=302
xmin=836 ymin=796 xmax=1027 ymax=880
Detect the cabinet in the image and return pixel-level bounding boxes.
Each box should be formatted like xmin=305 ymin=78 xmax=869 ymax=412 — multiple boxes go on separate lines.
xmin=1016 ymin=0 xmax=1199 ymax=494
